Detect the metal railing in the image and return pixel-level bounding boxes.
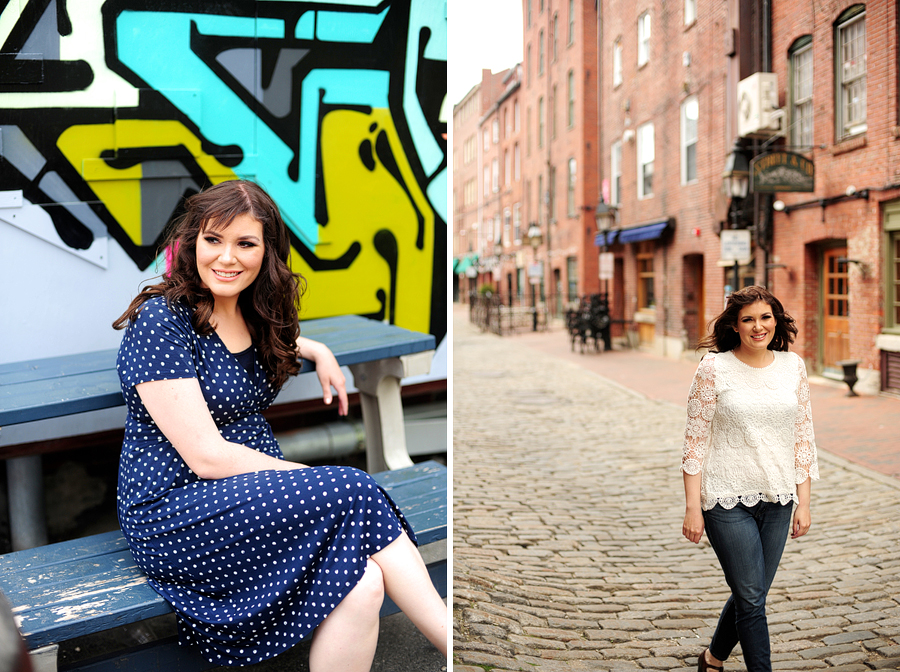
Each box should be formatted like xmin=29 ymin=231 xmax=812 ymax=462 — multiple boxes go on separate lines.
xmin=468 ymin=293 xmax=552 ymax=335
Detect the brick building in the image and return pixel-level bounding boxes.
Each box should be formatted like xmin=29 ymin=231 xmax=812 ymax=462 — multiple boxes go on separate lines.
xmin=596 ymin=0 xmax=899 ymax=394
xmin=520 ymin=0 xmax=600 ymax=315
xmin=452 ymin=67 xmax=523 ymax=302
xmin=766 ymin=0 xmax=900 ymax=393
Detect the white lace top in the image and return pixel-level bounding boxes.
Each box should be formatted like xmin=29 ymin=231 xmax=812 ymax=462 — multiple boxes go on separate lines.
xmin=682 ymin=350 xmax=819 ymax=511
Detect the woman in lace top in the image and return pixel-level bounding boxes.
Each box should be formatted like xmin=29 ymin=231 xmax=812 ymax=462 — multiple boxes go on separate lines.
xmin=681 ymin=286 xmax=818 ymax=672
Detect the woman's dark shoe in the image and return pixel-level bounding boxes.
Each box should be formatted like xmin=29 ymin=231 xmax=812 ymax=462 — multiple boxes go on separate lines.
xmin=697 ymin=648 xmax=724 ymax=672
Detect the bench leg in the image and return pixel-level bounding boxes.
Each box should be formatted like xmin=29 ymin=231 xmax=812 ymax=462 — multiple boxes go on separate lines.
xmin=7 ymin=455 xmax=48 ymax=550
xmin=349 ymin=352 xmax=433 ymax=473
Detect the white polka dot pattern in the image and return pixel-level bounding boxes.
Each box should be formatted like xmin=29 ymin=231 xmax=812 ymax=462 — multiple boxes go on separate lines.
xmin=115 ymin=297 xmax=415 ymax=666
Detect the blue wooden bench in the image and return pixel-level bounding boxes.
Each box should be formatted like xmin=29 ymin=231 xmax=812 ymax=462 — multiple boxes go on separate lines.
xmin=0 ymin=460 xmax=447 ymax=672
xmin=0 ymin=314 xmax=437 ymax=550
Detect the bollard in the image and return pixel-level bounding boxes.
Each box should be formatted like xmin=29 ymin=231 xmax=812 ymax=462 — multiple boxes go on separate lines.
xmin=836 ymin=359 xmax=862 ymax=397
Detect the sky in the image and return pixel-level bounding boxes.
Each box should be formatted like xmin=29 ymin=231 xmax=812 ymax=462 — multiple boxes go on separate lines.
xmin=447 ymin=0 xmax=523 ymax=106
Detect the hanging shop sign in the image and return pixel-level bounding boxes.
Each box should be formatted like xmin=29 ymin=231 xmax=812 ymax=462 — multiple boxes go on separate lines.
xmin=750 ymin=151 xmax=814 ymax=193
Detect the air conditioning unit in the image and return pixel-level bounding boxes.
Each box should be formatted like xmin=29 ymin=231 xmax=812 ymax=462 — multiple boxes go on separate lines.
xmin=738 ymin=72 xmax=780 ymax=137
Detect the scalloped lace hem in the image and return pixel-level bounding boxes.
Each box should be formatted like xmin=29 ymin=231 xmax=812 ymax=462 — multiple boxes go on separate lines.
xmin=702 ymin=492 xmax=796 ymax=511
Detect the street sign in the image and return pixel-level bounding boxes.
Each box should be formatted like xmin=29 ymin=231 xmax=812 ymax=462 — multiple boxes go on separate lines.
xmin=750 ymin=151 xmax=814 ymax=193
xmin=720 ymin=229 xmax=751 ymax=262
xmin=599 ymin=252 xmax=614 ymax=280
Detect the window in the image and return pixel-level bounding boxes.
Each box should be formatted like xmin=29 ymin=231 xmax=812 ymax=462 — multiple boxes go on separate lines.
xmin=567 ymin=158 xmax=577 ymax=217
xmin=514 ymin=143 xmax=520 ymax=181
xmin=681 ymin=96 xmax=698 ymax=184
xmin=537 ymin=174 xmax=543 ymax=224
xmin=513 ymin=203 xmax=522 ymax=243
xmin=553 ymin=14 xmax=558 ymax=61
xmin=527 ymin=44 xmax=532 ymax=85
xmin=685 ymin=0 xmax=696 ymax=26
xmin=503 ymin=108 xmax=509 ymax=138
xmin=538 ymin=96 xmax=544 ymax=148
xmin=885 ymin=204 xmax=900 ymax=332
xmin=514 ymin=100 xmax=520 ymax=131
xmin=539 ymin=30 xmax=544 ymax=75
xmin=492 ymin=119 xmax=499 ymax=143
xmin=527 ymin=106 xmax=531 ymax=155
xmin=503 ymin=208 xmax=511 ymax=247
xmin=551 ymin=84 xmax=557 ymax=139
xmin=637 ymin=243 xmax=655 ymax=310
xmin=567 ymin=70 xmax=575 ymax=127
xmin=611 ymin=140 xmax=622 ymax=205
xmin=790 ymin=37 xmax=813 ymax=148
xmin=613 ymin=38 xmax=623 ymax=87
xmin=491 ymin=159 xmax=499 ymax=193
xmin=527 ymin=0 xmax=532 ymax=28
xmin=836 ymin=7 xmax=866 ymax=138
xmin=638 ymin=122 xmax=654 ymax=198
xmin=504 ymin=149 xmax=510 ymax=186
xmin=638 ymin=12 xmax=651 ymax=66
xmin=567 ymin=256 xmax=578 ymax=302
xmin=568 ymin=0 xmax=575 ymax=44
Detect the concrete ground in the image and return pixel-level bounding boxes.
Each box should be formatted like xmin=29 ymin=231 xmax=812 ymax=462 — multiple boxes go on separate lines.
xmin=452 ymin=304 xmax=900 ymax=671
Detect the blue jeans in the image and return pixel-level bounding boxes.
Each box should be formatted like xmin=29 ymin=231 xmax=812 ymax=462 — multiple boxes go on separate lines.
xmin=702 ymin=501 xmax=793 ymax=672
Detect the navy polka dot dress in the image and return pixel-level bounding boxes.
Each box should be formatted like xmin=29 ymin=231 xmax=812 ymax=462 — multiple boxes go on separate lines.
xmin=116 ymin=296 xmax=415 ymax=666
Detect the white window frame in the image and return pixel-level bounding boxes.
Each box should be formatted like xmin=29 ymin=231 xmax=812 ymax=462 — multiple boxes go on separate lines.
xmin=637 ymin=122 xmax=655 ymax=199
xmin=681 ymin=96 xmax=698 ymax=184
xmin=539 ymin=30 xmax=545 ymax=75
xmin=514 ymin=143 xmax=521 ymax=181
xmin=514 ymin=100 xmax=520 ymax=131
xmin=568 ymin=0 xmax=575 ymax=45
xmin=491 ymin=158 xmax=499 ymax=193
xmin=638 ymin=12 xmax=651 ymax=67
xmin=492 ymin=119 xmax=499 ymax=144
xmin=685 ymin=0 xmax=696 ymax=26
xmin=513 ymin=203 xmax=522 ymax=244
xmin=791 ymin=38 xmax=814 ymax=148
xmin=567 ymin=158 xmax=577 ymax=217
xmin=836 ymin=9 xmax=866 ymax=138
xmin=567 ymin=69 xmax=575 ymax=128
xmin=613 ymin=37 xmax=623 ymax=87
xmin=611 ymin=140 xmax=622 ymax=205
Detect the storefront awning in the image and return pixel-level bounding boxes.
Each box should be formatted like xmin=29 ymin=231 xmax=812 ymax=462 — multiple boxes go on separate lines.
xmin=455 ymin=254 xmax=478 ymax=274
xmin=593 ymin=230 xmax=618 ymax=247
xmin=616 ymin=220 xmax=671 ymax=244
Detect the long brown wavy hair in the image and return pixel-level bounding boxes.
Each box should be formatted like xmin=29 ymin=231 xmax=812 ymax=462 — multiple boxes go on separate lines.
xmin=697 ymin=285 xmax=797 ymax=353
xmin=113 ymin=180 xmax=305 ymax=390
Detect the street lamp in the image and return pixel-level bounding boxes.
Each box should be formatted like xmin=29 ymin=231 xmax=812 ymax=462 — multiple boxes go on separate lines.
xmin=722 ymin=139 xmax=750 ymax=200
xmin=722 ymin=139 xmax=751 ymax=293
xmin=524 ymin=223 xmax=543 ymax=331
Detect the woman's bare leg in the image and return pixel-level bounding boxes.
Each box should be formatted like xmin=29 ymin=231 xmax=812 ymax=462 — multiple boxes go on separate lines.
xmin=370 ymin=533 xmax=447 ymax=655
xmin=308 ymin=559 xmax=384 ymax=672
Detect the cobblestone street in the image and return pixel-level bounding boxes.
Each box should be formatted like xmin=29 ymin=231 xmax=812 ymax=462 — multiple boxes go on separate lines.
xmin=452 ymin=309 xmax=900 ymax=671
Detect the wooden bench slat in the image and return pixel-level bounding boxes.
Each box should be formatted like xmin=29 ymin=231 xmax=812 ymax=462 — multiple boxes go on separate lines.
xmin=1 ymin=462 xmax=446 ymax=651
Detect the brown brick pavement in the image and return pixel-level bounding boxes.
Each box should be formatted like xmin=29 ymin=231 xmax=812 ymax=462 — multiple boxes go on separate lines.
xmin=492 ymin=312 xmax=900 ymax=481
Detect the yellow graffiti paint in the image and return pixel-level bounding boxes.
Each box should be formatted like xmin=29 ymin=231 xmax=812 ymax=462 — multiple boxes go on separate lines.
xmin=57 ymin=120 xmax=235 ymax=246
xmin=290 ymin=108 xmax=434 ymax=335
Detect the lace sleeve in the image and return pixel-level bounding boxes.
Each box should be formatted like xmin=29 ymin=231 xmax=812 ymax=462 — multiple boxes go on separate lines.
xmin=794 ymin=355 xmax=820 ymax=482
xmin=682 ymin=355 xmax=717 ymax=475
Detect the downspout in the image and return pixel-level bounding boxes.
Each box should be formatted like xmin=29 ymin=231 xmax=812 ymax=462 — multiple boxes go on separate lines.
xmin=760 ymin=0 xmax=773 ymax=287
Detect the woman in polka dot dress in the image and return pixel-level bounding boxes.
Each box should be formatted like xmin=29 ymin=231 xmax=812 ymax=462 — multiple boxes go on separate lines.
xmin=113 ymin=180 xmax=447 ymax=669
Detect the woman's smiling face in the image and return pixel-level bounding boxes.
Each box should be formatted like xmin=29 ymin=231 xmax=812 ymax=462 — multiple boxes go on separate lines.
xmin=734 ymin=300 xmax=776 ymax=352
xmin=196 ymin=213 xmax=265 ymax=306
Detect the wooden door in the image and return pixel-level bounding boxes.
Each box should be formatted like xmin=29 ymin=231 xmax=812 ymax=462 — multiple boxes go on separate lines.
xmin=823 ymin=247 xmax=850 ymax=368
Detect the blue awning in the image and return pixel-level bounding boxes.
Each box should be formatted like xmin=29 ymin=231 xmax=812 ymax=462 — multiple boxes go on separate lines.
xmin=593 ymin=230 xmax=618 ymax=247
xmin=616 ymin=220 xmax=670 ymax=244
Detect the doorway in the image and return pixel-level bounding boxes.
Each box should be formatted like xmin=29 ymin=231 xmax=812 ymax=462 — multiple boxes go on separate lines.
xmin=683 ymin=255 xmax=705 ymax=349
xmin=822 ymin=246 xmax=850 ymax=370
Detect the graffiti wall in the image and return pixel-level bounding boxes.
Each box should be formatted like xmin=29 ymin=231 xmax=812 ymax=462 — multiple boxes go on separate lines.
xmin=0 ymin=0 xmax=447 ymax=367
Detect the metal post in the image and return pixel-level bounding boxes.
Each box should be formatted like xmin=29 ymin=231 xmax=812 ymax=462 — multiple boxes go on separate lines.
xmin=7 ymin=455 xmax=48 ymax=550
